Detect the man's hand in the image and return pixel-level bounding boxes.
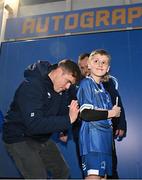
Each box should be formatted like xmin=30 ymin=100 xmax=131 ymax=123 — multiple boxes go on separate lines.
xmin=69 ymin=100 xmax=79 ymax=124
xmin=59 ymin=132 xmax=68 ymax=143
xmin=115 ymin=129 xmax=125 ymax=137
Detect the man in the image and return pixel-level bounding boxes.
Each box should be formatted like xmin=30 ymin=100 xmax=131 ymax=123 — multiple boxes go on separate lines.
xmin=2 ymin=59 xmax=81 ymax=179
xmin=78 ymin=53 xmax=90 ymax=78
xmin=76 ymin=53 xmax=127 ymax=179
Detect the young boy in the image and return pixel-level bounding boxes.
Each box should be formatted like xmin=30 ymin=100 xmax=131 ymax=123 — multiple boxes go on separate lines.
xmin=77 ymin=49 xmax=121 ymax=179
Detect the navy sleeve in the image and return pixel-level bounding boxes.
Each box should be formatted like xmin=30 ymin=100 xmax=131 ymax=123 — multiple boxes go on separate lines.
xmin=16 ymin=81 xmax=71 ymax=135
xmin=103 ymin=79 xmax=127 ymax=132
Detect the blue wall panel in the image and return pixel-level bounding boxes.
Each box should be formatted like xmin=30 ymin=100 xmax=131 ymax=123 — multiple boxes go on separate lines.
xmin=0 ymin=29 xmax=142 ymax=178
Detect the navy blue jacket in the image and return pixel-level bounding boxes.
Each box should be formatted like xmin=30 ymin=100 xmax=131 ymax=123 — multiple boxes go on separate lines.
xmin=3 ymin=61 xmax=71 ymax=143
xmin=103 ymin=78 xmax=127 ymax=133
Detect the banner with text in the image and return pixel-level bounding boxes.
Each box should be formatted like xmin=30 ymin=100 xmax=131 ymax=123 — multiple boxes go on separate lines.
xmin=4 ymin=3 xmax=142 ymax=41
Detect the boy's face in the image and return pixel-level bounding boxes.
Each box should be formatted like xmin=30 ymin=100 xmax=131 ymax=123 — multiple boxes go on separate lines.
xmin=88 ymin=54 xmax=110 ymax=77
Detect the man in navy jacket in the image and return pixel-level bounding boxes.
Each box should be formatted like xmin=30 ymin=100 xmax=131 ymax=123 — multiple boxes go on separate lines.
xmin=2 ymin=59 xmax=81 ymax=179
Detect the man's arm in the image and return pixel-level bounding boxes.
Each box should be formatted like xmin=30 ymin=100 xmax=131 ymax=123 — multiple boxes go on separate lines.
xmin=17 ymin=81 xmax=72 ymax=135
xmin=103 ymin=78 xmax=127 ymax=135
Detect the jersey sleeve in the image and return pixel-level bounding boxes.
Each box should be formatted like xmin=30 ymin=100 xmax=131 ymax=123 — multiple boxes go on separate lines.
xmin=77 ymin=79 xmax=94 ymax=112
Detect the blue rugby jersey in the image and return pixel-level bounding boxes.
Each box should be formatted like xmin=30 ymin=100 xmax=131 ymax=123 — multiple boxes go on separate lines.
xmin=77 ymin=76 xmax=113 ymax=155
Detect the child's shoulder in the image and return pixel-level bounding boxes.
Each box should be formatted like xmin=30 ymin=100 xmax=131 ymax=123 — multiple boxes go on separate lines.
xmin=80 ymin=76 xmax=92 ymax=86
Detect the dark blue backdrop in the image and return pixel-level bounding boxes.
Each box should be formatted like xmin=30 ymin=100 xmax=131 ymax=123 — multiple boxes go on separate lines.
xmin=0 ymin=29 xmax=142 ymax=178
